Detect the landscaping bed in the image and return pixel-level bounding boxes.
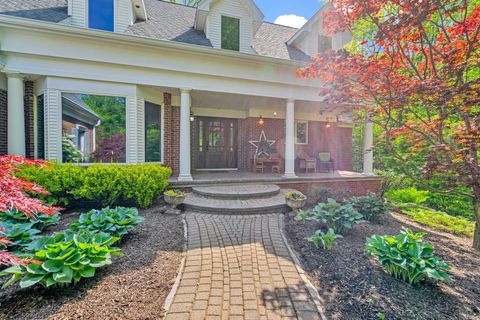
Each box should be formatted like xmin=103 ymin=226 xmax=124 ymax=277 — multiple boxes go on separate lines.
xmin=285 ymin=212 xmax=480 ymax=320
xmin=0 ymin=206 xmax=184 ymax=320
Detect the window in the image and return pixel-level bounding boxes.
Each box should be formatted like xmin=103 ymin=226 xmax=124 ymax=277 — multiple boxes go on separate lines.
xmin=318 ymin=35 xmax=332 ymax=53
xmin=62 ymin=93 xmax=126 ymax=163
xmin=145 ymin=102 xmax=162 ymax=162
xmin=88 ymin=0 xmax=114 ymax=32
xmin=295 ymin=121 xmax=308 ymax=144
xmin=221 ymin=16 xmax=240 ymax=51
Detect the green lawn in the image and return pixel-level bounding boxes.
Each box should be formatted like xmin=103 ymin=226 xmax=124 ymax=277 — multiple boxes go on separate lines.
xmin=391 ymin=203 xmax=474 ymax=237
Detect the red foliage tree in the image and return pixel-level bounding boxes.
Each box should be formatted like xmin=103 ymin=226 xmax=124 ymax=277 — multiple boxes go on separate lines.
xmin=298 ymin=1 xmax=480 ymax=248
xmin=0 ymin=156 xmax=61 ymax=265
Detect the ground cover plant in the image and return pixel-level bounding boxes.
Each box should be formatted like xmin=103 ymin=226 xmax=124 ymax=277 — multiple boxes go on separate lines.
xmin=68 ymin=207 xmax=144 ymax=238
xmin=348 ymin=194 xmax=388 ymax=222
xmin=306 ymin=228 xmax=343 ymax=250
xmin=304 ymin=198 xmax=365 ymax=234
xmin=365 ymin=228 xmax=451 ymax=286
xmin=17 ymin=163 xmax=172 ymax=208
xmin=1 ymin=231 xmax=122 ymax=289
xmin=386 ymin=188 xmax=430 ymax=205
xmin=393 ymin=203 xmax=475 ymax=237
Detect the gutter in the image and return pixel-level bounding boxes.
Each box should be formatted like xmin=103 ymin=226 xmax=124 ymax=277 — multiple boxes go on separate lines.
xmin=0 ymin=15 xmax=308 ymax=68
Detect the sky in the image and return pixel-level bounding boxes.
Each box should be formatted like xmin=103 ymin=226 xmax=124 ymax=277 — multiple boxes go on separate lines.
xmin=255 ymin=0 xmax=324 ymax=28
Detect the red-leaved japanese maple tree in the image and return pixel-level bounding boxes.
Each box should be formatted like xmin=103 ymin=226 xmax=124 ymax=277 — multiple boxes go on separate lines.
xmin=0 ymin=156 xmax=60 ymax=265
xmin=298 ymin=0 xmax=480 ymax=248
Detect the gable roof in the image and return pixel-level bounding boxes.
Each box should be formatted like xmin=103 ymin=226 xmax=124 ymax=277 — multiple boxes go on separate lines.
xmin=0 ymin=0 xmax=68 ymax=23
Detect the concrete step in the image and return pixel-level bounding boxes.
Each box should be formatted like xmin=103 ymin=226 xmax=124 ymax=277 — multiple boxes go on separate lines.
xmin=192 ymin=184 xmax=280 ymax=200
xmin=184 ymin=187 xmax=299 ymax=215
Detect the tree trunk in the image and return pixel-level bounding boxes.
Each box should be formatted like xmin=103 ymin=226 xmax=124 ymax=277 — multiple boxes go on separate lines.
xmin=474 ymin=201 xmax=480 ymax=250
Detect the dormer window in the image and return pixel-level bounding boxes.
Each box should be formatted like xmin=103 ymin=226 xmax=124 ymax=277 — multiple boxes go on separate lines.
xmin=221 ymin=16 xmax=240 ymax=51
xmin=88 ymin=0 xmax=114 ymax=31
xmin=318 ymin=35 xmax=332 ymax=53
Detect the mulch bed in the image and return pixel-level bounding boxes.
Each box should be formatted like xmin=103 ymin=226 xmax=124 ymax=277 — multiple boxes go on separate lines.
xmin=285 ymin=212 xmax=480 ymax=320
xmin=0 ymin=206 xmax=185 ymax=320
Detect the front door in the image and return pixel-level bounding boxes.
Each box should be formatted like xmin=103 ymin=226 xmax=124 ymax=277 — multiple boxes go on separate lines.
xmin=196 ymin=117 xmax=237 ymax=169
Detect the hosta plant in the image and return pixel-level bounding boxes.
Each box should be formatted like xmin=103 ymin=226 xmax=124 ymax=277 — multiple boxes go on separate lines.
xmin=0 ymin=209 xmax=60 ymax=231
xmin=0 ymin=231 xmax=122 ymax=289
xmin=309 ymin=198 xmax=365 ymax=234
xmin=0 ymin=221 xmax=41 ymax=249
xmin=68 ymin=207 xmax=143 ymax=238
xmin=365 ymin=228 xmax=451 ymax=286
xmin=347 ymin=194 xmax=388 ymax=222
xmin=306 ymin=228 xmax=343 ymax=250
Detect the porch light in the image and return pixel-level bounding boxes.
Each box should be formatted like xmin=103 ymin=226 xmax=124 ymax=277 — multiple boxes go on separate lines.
xmin=190 ymin=111 xmax=195 ymax=122
xmin=258 ymin=115 xmax=265 ymax=126
xmin=325 ymin=117 xmax=332 ymax=128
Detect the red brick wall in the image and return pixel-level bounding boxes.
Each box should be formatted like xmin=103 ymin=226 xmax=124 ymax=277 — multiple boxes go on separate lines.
xmin=281 ymin=178 xmax=382 ymax=197
xmin=0 ymin=89 xmax=7 ymax=155
xmin=163 ymin=93 xmax=180 ymax=176
xmin=24 ymin=81 xmax=35 ymax=159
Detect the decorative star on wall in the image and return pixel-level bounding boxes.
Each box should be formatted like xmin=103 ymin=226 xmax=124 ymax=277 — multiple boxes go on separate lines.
xmin=249 ymin=130 xmax=276 ymax=159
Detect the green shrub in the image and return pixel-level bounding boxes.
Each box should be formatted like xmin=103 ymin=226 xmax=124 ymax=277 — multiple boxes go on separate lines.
xmin=348 ymin=194 xmax=388 ymax=222
xmin=394 ymin=203 xmax=474 ymax=237
xmin=18 ymin=163 xmax=172 ymax=208
xmin=365 ymin=228 xmax=451 ymax=286
xmin=386 ymin=187 xmax=430 ymax=205
xmin=1 ymin=231 xmax=122 ymax=289
xmin=0 ymin=221 xmax=41 ymax=249
xmin=307 ymin=198 xmax=365 ymax=234
xmin=307 ymin=187 xmax=351 ymax=205
xmin=306 ymin=228 xmax=343 ymax=250
xmin=376 ymin=169 xmax=412 ymax=197
xmin=0 ymin=209 xmax=60 ymax=231
xmin=68 ymin=207 xmax=143 ymax=238
xmin=426 ymin=192 xmax=474 ymax=219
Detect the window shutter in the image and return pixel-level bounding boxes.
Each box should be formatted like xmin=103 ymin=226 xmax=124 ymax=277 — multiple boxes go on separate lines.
xmin=71 ymin=127 xmax=79 ymax=147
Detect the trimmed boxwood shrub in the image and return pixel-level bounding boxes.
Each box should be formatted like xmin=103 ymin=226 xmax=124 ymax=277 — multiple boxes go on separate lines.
xmin=17 ymin=163 xmax=172 ymax=208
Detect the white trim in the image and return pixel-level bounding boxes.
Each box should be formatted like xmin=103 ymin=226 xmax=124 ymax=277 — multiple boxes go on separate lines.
xmin=295 ymin=120 xmax=309 ymax=145
xmin=161 ymin=103 xmax=165 ymax=164
xmin=33 ymin=92 xmax=38 ymax=159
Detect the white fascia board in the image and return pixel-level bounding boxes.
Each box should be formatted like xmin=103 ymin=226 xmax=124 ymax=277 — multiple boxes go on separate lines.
xmin=0 ymin=15 xmax=305 ymax=68
xmin=287 ymin=2 xmax=329 ymax=46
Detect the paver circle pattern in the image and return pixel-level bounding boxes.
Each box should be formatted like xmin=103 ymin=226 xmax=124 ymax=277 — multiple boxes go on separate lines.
xmin=165 ymin=213 xmax=324 ymax=320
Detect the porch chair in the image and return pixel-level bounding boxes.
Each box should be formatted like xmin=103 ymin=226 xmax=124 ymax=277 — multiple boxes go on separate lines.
xmin=318 ymin=152 xmax=334 ymax=173
xmin=270 ymin=153 xmax=283 ymax=174
xmin=298 ymin=150 xmax=317 ymax=173
xmin=253 ymin=158 xmax=265 ymax=173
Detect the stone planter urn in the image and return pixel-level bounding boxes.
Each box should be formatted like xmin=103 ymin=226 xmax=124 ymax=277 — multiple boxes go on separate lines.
xmin=285 ymin=192 xmax=307 ymax=217
xmin=164 ymin=190 xmax=186 ymax=215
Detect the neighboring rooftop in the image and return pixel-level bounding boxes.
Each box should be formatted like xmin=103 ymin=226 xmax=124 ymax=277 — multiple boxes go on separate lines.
xmin=0 ymin=0 xmax=312 ymax=61
xmin=0 ymin=0 xmax=68 ymax=23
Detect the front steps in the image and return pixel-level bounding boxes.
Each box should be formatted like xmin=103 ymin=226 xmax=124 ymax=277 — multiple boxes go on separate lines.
xmin=183 ymin=184 xmax=298 ymax=214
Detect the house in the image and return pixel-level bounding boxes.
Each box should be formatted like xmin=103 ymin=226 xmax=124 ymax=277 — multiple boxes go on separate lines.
xmin=0 ymin=0 xmax=379 ymax=193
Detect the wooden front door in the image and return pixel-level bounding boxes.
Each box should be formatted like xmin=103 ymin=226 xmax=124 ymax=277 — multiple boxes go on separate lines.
xmin=196 ymin=117 xmax=238 ymax=169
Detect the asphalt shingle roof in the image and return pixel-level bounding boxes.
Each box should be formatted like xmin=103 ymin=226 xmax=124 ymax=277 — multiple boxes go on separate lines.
xmin=0 ymin=0 xmax=68 ymax=23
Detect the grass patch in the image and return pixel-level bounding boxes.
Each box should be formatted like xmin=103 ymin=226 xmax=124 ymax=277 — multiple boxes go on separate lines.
xmin=391 ymin=203 xmax=474 ymax=237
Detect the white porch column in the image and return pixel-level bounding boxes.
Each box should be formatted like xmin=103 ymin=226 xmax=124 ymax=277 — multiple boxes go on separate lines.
xmin=363 ymin=111 xmax=374 ymax=175
xmin=7 ymin=73 xmax=26 ymax=156
xmin=178 ymin=88 xmax=193 ymax=181
xmin=283 ymin=99 xmax=297 ymax=179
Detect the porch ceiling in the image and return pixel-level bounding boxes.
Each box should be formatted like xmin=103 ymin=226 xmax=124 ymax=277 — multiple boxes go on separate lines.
xmin=190 ymin=90 xmax=353 ymax=117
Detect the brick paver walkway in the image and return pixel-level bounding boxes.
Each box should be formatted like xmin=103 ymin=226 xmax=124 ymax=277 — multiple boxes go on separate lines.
xmin=165 ymin=213 xmax=324 ymax=320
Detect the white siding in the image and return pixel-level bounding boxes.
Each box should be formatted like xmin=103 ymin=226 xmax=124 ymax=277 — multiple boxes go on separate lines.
xmin=70 ymin=0 xmax=87 ymax=27
xmin=125 ymin=96 xmax=145 ymax=163
xmin=115 ymin=0 xmax=133 ymax=33
xmin=206 ymin=0 xmax=254 ymax=53
xmin=44 ymin=89 xmax=62 ymax=162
